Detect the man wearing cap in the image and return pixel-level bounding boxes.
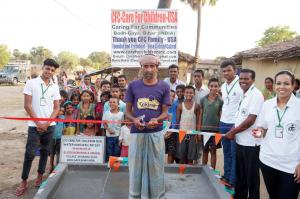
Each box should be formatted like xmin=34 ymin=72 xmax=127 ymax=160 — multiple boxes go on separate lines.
xmin=125 ymin=54 xmax=170 ymax=199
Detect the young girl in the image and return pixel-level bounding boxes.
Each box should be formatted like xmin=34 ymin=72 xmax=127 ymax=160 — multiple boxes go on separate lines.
xmin=199 ymin=78 xmax=223 ymax=169
xmin=70 ymin=93 xmax=80 ymax=109
xmin=103 ymin=97 xmax=124 ymax=161
xmin=176 ymin=86 xmax=201 ymax=164
xmin=63 ymin=101 xmax=77 ymax=136
xmin=119 ymin=117 xmax=131 ymax=157
xmin=77 ymin=90 xmax=95 ymax=134
xmin=83 ymin=116 xmax=97 ymax=136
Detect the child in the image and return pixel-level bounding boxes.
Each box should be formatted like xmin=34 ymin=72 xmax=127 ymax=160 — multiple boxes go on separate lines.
xmin=63 ymin=101 xmax=77 ymax=136
xmin=95 ymin=91 xmax=111 ymax=136
xmin=103 ymin=97 xmax=124 ymax=161
xmin=119 ymin=117 xmax=131 ymax=157
xmin=49 ymin=106 xmax=65 ymax=173
xmin=165 ymin=89 xmax=176 ymax=164
xmin=59 ymin=90 xmax=68 ymax=105
xmin=70 ymin=93 xmax=80 ymax=109
xmin=119 ymin=88 xmax=127 ymax=101
xmin=83 ymin=116 xmax=97 ymax=136
xmin=77 ymin=90 xmax=95 ymax=134
xmin=200 ymin=78 xmax=223 ymax=169
xmin=171 ymin=85 xmax=185 ymax=128
xmin=176 ymin=85 xmax=201 ymax=164
xmin=103 ymin=85 xmax=126 ymax=113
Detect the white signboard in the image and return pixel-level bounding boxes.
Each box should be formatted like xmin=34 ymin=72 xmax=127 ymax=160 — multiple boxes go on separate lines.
xmin=60 ymin=136 xmax=105 ymax=164
xmin=111 ymin=9 xmax=178 ymax=67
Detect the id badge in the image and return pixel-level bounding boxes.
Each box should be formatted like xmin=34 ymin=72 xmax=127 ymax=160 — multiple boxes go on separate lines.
xmin=225 ymin=97 xmax=230 ymax=105
xmin=40 ymin=97 xmax=47 ymax=106
xmin=275 ymin=125 xmax=284 ymax=138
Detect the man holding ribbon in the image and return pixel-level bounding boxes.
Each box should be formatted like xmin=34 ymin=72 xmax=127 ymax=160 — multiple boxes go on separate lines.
xmin=224 ymin=69 xmax=264 ymax=199
xmin=15 ymin=59 xmax=60 ymax=196
xmin=125 ymin=54 xmax=170 ymax=199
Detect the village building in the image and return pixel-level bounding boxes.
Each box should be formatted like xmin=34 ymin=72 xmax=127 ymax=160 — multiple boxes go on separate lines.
xmin=232 ymin=36 xmax=300 ymax=88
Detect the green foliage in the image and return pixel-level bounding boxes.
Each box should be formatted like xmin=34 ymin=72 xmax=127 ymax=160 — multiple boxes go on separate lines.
xmin=57 ymin=51 xmax=80 ymax=70
xmin=13 ymin=49 xmax=31 ymax=60
xmin=257 ymin=26 xmax=298 ymax=47
xmin=80 ymin=58 xmax=92 ymax=67
xmin=181 ymin=0 xmax=217 ymax=10
xmin=30 ymin=46 xmax=53 ymax=64
xmin=0 ymin=45 xmax=11 ymax=68
xmin=87 ymin=51 xmax=111 ymax=69
xmin=1 ymin=44 xmax=112 ymax=71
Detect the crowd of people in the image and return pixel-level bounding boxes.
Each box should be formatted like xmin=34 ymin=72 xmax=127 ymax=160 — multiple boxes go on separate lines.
xmin=14 ymin=56 xmax=300 ymax=199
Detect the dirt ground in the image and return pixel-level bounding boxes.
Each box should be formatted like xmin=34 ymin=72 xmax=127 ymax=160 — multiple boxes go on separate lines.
xmin=0 ymin=85 xmax=272 ymax=199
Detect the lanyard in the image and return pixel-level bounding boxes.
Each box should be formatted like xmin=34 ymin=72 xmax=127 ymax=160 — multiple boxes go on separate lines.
xmin=238 ymin=85 xmax=255 ymax=111
xmin=225 ymin=78 xmax=239 ymax=96
xmin=41 ymin=83 xmax=50 ymax=97
xmin=276 ymin=107 xmax=288 ymax=127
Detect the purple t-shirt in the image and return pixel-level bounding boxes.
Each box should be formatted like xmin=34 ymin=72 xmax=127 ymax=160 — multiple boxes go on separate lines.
xmin=125 ymin=79 xmax=170 ymax=133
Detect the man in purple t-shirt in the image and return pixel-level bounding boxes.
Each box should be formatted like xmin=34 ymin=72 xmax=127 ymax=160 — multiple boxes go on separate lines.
xmin=125 ymin=54 xmax=170 ymax=199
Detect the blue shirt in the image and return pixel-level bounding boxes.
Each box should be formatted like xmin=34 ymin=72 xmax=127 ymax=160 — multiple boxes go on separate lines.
xmin=53 ymin=115 xmax=65 ymax=139
xmin=170 ymin=99 xmax=180 ymax=129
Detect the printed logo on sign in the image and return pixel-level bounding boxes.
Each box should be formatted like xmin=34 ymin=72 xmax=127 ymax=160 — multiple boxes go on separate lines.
xmin=286 ymin=123 xmax=296 ymax=136
xmin=137 ymin=97 xmax=159 ymax=110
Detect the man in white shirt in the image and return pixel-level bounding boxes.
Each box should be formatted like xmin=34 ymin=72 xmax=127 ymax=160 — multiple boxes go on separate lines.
xmin=15 ymin=59 xmax=60 ymax=196
xmin=193 ymin=69 xmax=209 ymax=104
xmin=225 ymin=69 xmax=264 ymax=199
xmin=219 ymin=60 xmax=243 ymax=187
xmin=164 ymin=64 xmax=186 ymax=91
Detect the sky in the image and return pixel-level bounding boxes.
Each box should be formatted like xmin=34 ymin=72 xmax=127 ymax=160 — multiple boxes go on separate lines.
xmin=1 ymin=0 xmax=300 ymax=59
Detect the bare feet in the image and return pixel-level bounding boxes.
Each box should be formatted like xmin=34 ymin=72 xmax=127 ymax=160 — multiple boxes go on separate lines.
xmin=34 ymin=173 xmax=43 ymax=187
xmin=49 ymin=167 xmax=54 ymax=174
xmin=15 ymin=180 xmax=27 ymax=196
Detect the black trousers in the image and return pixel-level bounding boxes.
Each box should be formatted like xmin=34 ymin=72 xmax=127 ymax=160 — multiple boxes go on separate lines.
xmin=260 ymin=161 xmax=300 ymax=199
xmin=21 ymin=126 xmax=54 ymax=180
xmin=235 ymin=144 xmax=260 ymax=199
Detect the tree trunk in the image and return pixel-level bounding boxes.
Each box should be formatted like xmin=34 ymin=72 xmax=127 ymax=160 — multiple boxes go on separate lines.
xmin=189 ymin=1 xmax=202 ymax=84
xmin=157 ymin=0 xmax=172 ymax=8
xmin=194 ymin=0 xmax=202 ymax=70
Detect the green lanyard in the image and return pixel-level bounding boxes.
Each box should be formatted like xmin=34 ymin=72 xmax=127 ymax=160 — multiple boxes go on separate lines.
xmin=225 ymin=78 xmax=239 ymax=96
xmin=238 ymin=86 xmax=255 ymax=111
xmin=41 ymin=83 xmax=50 ymax=97
xmin=276 ymin=107 xmax=288 ymax=127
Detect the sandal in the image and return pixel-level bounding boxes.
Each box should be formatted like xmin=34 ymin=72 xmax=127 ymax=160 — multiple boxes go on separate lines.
xmin=34 ymin=176 xmax=43 ymax=187
xmin=15 ymin=183 xmax=27 ymax=196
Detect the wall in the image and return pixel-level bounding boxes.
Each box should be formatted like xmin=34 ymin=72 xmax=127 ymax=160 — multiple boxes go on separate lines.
xmin=242 ymin=58 xmax=300 ymax=89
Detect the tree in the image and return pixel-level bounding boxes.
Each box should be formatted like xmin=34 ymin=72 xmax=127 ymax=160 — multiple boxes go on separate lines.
xmin=256 ymin=26 xmax=298 ymax=47
xmin=57 ymin=51 xmax=79 ymax=71
xmin=157 ymin=0 xmax=172 ymax=8
xmin=13 ymin=49 xmax=31 ymax=60
xmin=13 ymin=49 xmax=21 ymax=59
xmin=30 ymin=46 xmax=53 ymax=64
xmin=80 ymin=58 xmax=92 ymax=67
xmin=182 ymin=0 xmax=217 ymax=58
xmin=0 ymin=45 xmax=11 ymax=68
xmin=87 ymin=51 xmax=111 ymax=69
